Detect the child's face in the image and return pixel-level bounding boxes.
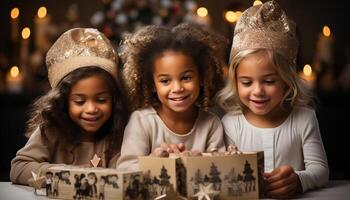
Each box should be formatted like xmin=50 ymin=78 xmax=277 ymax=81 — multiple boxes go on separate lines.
xmin=236 ymin=52 xmax=287 ymax=117
xmin=69 ymin=75 xmax=112 ymax=137
xmin=153 ymin=51 xmax=200 ymax=114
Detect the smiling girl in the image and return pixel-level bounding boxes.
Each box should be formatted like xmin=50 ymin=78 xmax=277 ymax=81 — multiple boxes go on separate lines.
xmin=117 ymin=23 xmax=227 ymax=171
xmin=216 ymin=1 xmax=329 ymax=198
xmin=10 ymin=28 xmax=128 ymax=185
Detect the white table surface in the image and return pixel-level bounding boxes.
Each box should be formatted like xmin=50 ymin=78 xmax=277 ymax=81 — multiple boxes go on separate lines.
xmin=1 ymin=180 xmax=350 ymax=200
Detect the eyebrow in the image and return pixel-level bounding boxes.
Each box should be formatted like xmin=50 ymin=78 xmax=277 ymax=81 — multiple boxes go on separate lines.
xmin=263 ymin=72 xmax=278 ymax=77
xmin=156 ymin=69 xmax=195 ymax=78
xmin=70 ymin=91 xmax=110 ymax=96
xmin=238 ymin=72 xmax=278 ymax=79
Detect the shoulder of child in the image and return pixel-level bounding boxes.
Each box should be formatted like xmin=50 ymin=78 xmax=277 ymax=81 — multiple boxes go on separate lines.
xmin=29 ymin=126 xmax=59 ymax=145
xmin=221 ymin=111 xmax=242 ymax=123
xmin=291 ymin=106 xmax=319 ymax=135
xmin=128 ymin=107 xmax=158 ymax=130
xmin=196 ymin=109 xmax=225 ymax=131
xmin=292 ymin=106 xmax=317 ymax=120
xmin=130 ymin=107 xmax=157 ymax=117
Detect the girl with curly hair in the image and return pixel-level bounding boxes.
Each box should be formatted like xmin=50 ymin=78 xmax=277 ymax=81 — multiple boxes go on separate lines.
xmin=10 ymin=28 xmax=129 ymax=185
xmin=117 ymin=23 xmax=228 ymax=171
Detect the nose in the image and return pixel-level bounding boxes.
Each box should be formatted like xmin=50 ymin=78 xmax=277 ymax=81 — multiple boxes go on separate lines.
xmin=252 ymin=83 xmax=265 ymax=96
xmin=86 ymin=101 xmax=98 ymax=114
xmin=172 ymin=81 xmax=184 ymax=93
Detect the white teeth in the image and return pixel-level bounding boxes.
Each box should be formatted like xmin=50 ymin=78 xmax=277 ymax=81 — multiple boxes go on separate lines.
xmin=170 ymin=96 xmax=186 ymax=101
xmin=83 ymin=117 xmax=98 ymax=121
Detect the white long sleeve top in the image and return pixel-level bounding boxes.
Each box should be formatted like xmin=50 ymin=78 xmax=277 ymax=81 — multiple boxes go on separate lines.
xmin=117 ymin=107 xmax=225 ymax=171
xmin=222 ymin=106 xmax=329 ymax=192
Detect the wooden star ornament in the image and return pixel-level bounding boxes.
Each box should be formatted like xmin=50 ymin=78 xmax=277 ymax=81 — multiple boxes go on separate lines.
xmin=192 ymin=183 xmax=220 ymax=200
xmin=31 ymin=171 xmax=46 ymax=189
xmin=90 ymin=154 xmax=101 ymax=167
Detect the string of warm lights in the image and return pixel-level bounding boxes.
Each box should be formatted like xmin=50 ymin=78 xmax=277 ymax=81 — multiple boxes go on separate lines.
xmin=3 ymin=1 xmax=336 ymax=93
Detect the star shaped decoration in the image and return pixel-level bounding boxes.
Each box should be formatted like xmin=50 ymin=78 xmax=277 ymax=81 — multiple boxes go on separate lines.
xmin=31 ymin=171 xmax=46 ymax=189
xmin=90 ymin=154 xmax=101 ymax=167
xmin=154 ymin=184 xmax=185 ymax=200
xmin=192 ymin=183 xmax=220 ymax=200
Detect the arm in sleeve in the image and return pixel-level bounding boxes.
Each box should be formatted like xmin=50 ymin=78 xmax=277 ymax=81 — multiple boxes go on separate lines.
xmin=295 ymin=110 xmax=329 ymax=192
xmin=205 ymin=115 xmax=226 ymax=152
xmin=116 ymin=111 xmax=151 ymax=171
xmin=10 ymin=128 xmax=62 ymax=185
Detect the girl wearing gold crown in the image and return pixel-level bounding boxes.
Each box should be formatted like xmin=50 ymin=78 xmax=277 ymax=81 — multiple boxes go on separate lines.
xmin=10 ymin=28 xmax=129 ymax=186
xmin=216 ymin=1 xmax=329 ymax=198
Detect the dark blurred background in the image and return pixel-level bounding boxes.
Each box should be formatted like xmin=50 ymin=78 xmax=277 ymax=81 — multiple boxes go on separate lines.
xmin=0 ymin=0 xmax=348 ymax=181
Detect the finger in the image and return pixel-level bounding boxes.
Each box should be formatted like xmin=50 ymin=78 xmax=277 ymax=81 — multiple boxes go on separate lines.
xmin=263 ymin=172 xmax=272 ymax=178
xmin=160 ymin=143 xmax=170 ymax=150
xmin=267 ymin=184 xmax=296 ymax=198
xmin=159 ymin=143 xmax=173 ymax=153
xmin=151 ymin=147 xmax=163 ymax=156
xmin=177 ymin=143 xmax=185 ymax=152
xmin=170 ymin=144 xmax=180 ymax=154
xmin=267 ymin=174 xmax=296 ymax=190
xmin=267 ymin=178 xmax=297 ymax=197
xmin=151 ymin=147 xmax=170 ymax=157
xmin=166 ymin=147 xmax=174 ymax=153
xmin=266 ymin=169 xmax=292 ymax=184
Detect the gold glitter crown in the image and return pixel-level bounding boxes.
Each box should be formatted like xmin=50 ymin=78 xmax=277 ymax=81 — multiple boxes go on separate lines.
xmin=230 ymin=0 xmax=298 ymax=65
xmin=46 ymin=28 xmax=118 ymax=88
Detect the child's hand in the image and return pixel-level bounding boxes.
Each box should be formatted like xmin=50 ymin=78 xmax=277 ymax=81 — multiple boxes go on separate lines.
xmin=264 ymin=165 xmax=302 ymax=199
xmin=150 ymin=143 xmax=186 ymax=157
xmin=160 ymin=142 xmax=185 ymax=154
xmin=151 ymin=147 xmax=170 ymax=157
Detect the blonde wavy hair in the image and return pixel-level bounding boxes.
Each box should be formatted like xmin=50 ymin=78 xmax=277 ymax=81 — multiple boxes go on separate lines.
xmin=120 ymin=22 xmax=228 ymax=111
xmin=216 ymin=49 xmax=314 ymax=115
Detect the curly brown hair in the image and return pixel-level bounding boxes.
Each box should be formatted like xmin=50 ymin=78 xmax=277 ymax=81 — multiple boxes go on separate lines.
xmin=121 ymin=22 xmax=228 ymax=111
xmin=25 ymin=67 xmax=129 ymax=152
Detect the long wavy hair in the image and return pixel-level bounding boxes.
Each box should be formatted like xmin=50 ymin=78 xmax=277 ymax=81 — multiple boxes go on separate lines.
xmin=25 ymin=67 xmax=129 ymax=153
xmin=216 ymin=49 xmax=314 ymax=115
xmin=120 ymin=22 xmax=228 ymax=111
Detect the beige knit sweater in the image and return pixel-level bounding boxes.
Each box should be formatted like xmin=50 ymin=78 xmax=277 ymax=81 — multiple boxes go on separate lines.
xmin=117 ymin=107 xmax=225 ymax=171
xmin=10 ymin=127 xmax=119 ymax=185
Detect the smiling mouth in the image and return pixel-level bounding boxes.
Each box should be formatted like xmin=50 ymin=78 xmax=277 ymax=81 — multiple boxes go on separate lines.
xmin=169 ymin=95 xmax=189 ymax=101
xmin=251 ymin=99 xmax=269 ymax=105
xmin=251 ymin=100 xmax=268 ymax=107
xmin=82 ymin=117 xmax=100 ymax=124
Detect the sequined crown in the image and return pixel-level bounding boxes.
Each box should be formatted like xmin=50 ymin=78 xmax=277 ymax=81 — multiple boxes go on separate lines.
xmin=230 ymin=0 xmax=298 ymax=65
xmin=46 ymin=28 xmax=118 ymax=88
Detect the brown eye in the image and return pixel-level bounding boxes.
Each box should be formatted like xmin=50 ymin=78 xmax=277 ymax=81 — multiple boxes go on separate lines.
xmin=73 ymin=100 xmax=85 ymax=105
xmin=97 ymin=98 xmax=106 ymax=103
xmin=160 ymin=79 xmax=170 ymax=85
xmin=182 ymin=75 xmax=192 ymax=81
xmin=241 ymin=80 xmax=251 ymax=86
xmin=264 ymin=79 xmax=276 ymax=84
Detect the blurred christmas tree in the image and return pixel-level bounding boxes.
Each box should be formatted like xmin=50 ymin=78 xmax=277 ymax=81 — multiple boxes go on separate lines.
xmin=90 ymin=0 xmax=208 ymax=49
